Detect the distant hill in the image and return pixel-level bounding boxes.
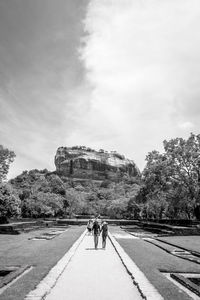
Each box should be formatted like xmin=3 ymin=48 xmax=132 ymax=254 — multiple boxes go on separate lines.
xmin=55 ymin=146 xmax=140 ymax=181
xmin=6 ymin=147 xmax=141 ymax=219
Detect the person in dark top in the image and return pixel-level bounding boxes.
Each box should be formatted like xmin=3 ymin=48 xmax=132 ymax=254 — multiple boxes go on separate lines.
xmin=92 ymin=217 xmax=100 ymax=249
xmin=101 ymin=221 xmax=108 ymax=249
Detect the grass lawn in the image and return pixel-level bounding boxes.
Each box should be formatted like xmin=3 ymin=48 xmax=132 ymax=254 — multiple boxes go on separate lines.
xmin=110 ymin=227 xmax=200 ymax=300
xmin=157 ymin=236 xmax=200 ymax=253
xmin=0 ymin=226 xmax=85 ymax=300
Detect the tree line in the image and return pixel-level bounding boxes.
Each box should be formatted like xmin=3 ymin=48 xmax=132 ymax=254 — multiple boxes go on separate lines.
xmin=1 ymin=133 xmax=200 ymax=221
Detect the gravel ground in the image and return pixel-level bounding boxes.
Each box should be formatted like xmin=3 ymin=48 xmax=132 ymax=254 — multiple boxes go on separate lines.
xmin=0 ymin=226 xmax=85 ymax=300
xmin=110 ymin=226 xmax=200 ymax=300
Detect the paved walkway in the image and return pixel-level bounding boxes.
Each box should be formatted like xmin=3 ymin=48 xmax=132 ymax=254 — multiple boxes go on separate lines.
xmin=45 ymin=233 xmax=142 ymax=300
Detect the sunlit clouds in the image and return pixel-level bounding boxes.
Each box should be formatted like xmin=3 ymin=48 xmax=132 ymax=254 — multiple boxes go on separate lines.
xmin=78 ymin=0 xmax=200 ymax=167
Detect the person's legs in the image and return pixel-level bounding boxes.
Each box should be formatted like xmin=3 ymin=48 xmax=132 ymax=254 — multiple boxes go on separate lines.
xmin=102 ymin=234 xmax=107 ymax=249
xmin=102 ymin=238 xmax=105 ymax=249
xmin=94 ymin=234 xmax=98 ymax=249
xmin=96 ymin=235 xmax=99 ymax=248
xmin=104 ymin=235 xmax=107 ymax=248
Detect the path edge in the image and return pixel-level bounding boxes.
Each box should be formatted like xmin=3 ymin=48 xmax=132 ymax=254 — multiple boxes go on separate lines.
xmin=25 ymin=229 xmax=87 ymax=300
xmin=109 ymin=232 xmax=164 ymax=300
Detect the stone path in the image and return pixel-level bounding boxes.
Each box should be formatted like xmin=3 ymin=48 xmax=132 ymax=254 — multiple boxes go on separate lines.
xmin=45 ymin=233 xmax=142 ymax=300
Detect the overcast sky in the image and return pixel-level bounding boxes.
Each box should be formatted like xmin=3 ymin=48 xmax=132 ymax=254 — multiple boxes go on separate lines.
xmin=1 ymin=0 xmax=200 ymax=179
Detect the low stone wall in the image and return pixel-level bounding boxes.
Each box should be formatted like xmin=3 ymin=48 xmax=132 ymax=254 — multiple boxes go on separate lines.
xmin=142 ymin=219 xmax=200 ymax=226
xmin=0 ymin=220 xmax=56 ymax=234
xmin=136 ymin=221 xmax=200 ymax=235
xmin=2 ymin=218 xmax=200 ymax=235
xmin=57 ymin=219 xmax=140 ymax=226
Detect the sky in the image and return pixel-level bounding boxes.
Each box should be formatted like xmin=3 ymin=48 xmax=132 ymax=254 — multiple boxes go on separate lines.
xmin=1 ymin=0 xmax=200 ymax=179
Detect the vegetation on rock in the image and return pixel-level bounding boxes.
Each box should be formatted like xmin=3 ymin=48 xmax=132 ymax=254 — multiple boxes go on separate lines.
xmin=1 ymin=134 xmax=200 ymax=221
xmin=7 ymin=169 xmax=141 ymax=219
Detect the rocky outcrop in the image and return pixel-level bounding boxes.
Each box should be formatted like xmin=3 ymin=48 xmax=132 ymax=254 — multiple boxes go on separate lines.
xmin=54 ymin=146 xmax=140 ymax=181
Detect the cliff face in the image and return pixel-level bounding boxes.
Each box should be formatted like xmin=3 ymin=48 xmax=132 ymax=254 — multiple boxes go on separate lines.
xmin=55 ymin=146 xmax=140 ymax=181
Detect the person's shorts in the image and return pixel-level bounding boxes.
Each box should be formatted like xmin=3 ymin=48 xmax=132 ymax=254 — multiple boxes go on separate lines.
xmin=87 ymin=228 xmax=92 ymax=232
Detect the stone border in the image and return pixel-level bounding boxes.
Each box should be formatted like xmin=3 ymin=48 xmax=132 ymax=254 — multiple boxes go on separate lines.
xmin=0 ymin=265 xmax=30 ymax=289
xmin=156 ymin=238 xmax=200 ymax=258
xmin=170 ymin=273 xmax=200 ymax=297
xmin=0 ymin=265 xmax=32 ymax=295
xmin=25 ymin=230 xmax=86 ymax=300
xmin=109 ymin=233 xmax=164 ymax=300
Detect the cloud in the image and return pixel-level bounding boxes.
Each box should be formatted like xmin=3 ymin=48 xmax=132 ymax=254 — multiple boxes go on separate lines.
xmin=178 ymin=121 xmax=194 ymax=130
xmin=77 ymin=0 xmax=200 ymax=169
xmin=2 ymin=0 xmax=200 ymax=178
xmin=0 ymin=0 xmax=90 ymax=178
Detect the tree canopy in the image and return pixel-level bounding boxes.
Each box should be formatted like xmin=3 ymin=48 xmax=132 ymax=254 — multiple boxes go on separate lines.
xmin=3 ymin=133 xmax=200 ymax=221
xmin=0 ymin=145 xmax=15 ymax=182
xmin=142 ymin=133 xmax=200 ymax=219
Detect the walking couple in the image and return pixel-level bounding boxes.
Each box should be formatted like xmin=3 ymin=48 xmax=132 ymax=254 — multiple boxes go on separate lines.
xmin=92 ymin=218 xmax=108 ymax=250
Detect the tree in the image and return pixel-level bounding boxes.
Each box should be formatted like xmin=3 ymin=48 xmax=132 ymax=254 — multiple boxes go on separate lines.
xmin=163 ymin=134 xmax=200 ymax=205
xmin=143 ymin=133 xmax=200 ymax=219
xmin=0 ymin=184 xmax=21 ymax=220
xmin=107 ymin=198 xmax=129 ymax=219
xmin=21 ymin=192 xmax=64 ymax=218
xmin=127 ymin=198 xmax=141 ymax=219
xmin=145 ymin=191 xmax=168 ymax=219
xmin=48 ymin=174 xmax=66 ymax=195
xmin=65 ymin=189 xmax=84 ymax=218
xmin=143 ymin=150 xmax=170 ymax=194
xmin=0 ymin=145 xmax=15 ymax=182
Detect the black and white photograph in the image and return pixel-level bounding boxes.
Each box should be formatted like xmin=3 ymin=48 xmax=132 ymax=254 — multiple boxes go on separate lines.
xmin=0 ymin=1 xmax=200 ymax=299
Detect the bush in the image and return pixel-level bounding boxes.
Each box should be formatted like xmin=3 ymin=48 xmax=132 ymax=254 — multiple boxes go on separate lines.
xmin=0 ymin=184 xmax=21 ymax=218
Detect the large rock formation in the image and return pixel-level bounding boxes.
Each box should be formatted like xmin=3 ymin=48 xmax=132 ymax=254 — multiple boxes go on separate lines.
xmin=55 ymin=146 xmax=140 ymax=181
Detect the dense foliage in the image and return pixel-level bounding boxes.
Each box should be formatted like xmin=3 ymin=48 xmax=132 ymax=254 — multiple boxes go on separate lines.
xmin=0 ymin=145 xmax=18 ymax=220
xmin=0 ymin=183 xmax=21 ymax=218
xmin=8 ymin=169 xmax=141 ymax=219
xmin=141 ymin=133 xmax=200 ymax=219
xmin=2 ymin=134 xmax=200 ymax=221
